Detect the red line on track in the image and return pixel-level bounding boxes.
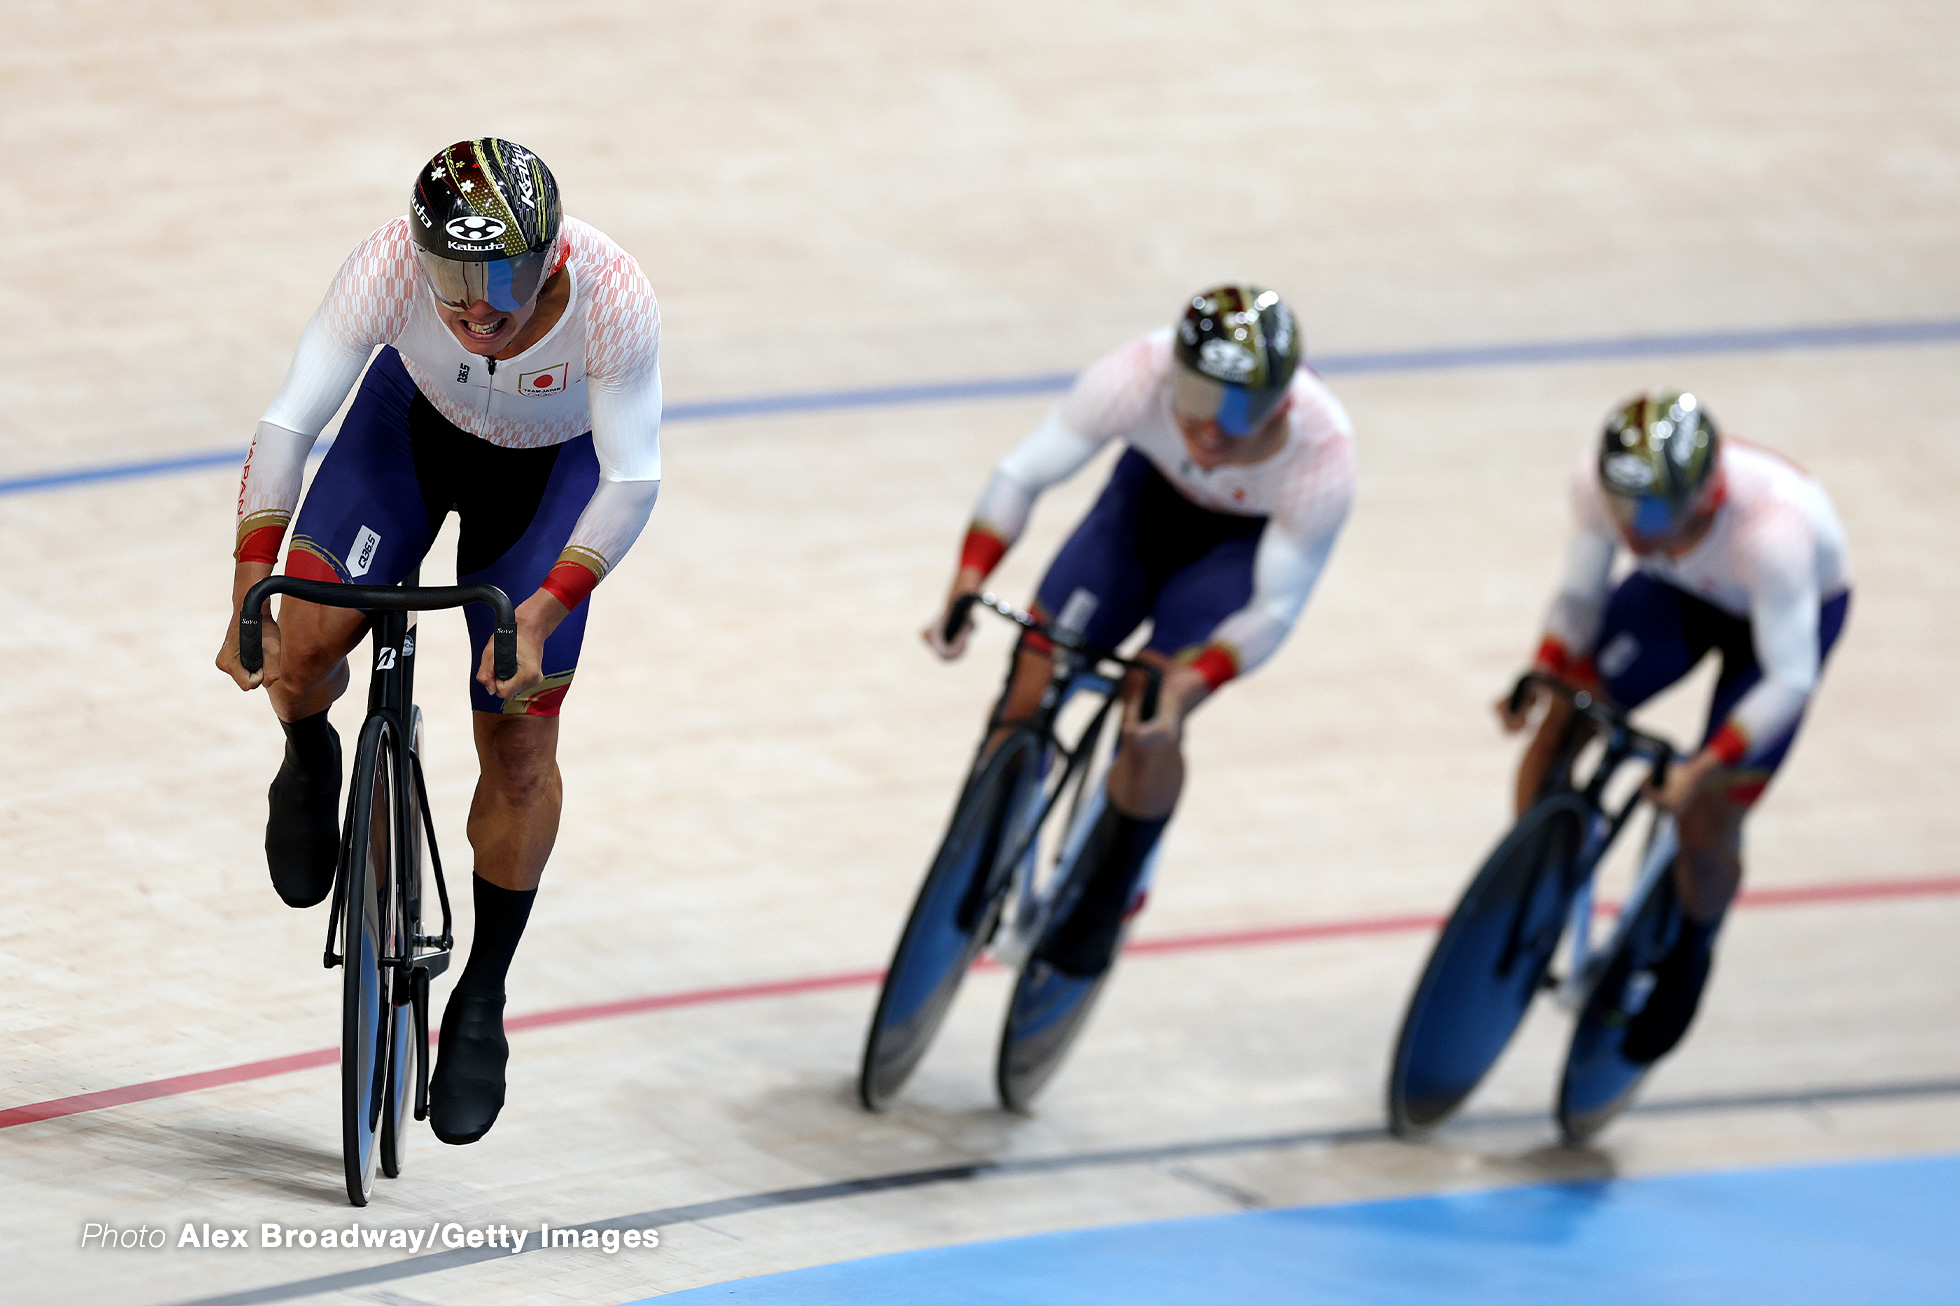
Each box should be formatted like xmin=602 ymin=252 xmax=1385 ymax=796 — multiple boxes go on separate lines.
xmin=5 ymin=872 xmax=1955 ymax=1131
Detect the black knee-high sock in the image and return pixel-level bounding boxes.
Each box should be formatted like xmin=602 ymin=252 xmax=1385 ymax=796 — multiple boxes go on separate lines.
xmin=457 ymin=875 xmax=537 ymax=996
xmin=280 ymin=709 xmax=338 ymax=776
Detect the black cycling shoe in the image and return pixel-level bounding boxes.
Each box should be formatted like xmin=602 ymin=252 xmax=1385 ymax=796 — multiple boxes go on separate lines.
xmin=429 ymin=988 xmax=509 ymax=1145
xmin=1034 ymin=807 xmax=1167 ymax=979
xmin=1622 ymin=923 xmax=1717 ymax=1065
xmin=265 ymin=715 xmax=341 ymax=908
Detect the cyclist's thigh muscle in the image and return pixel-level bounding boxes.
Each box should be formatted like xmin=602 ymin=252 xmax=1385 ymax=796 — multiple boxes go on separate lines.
xmin=446 ymin=427 xmax=601 ymax=718
xmin=1143 ymin=519 xmax=1264 ymax=660
xmin=1032 ymin=448 xmax=1161 ymax=651
xmin=287 ymin=348 xmax=444 ymax=589
xmin=1592 ymin=573 xmax=1717 ymax=711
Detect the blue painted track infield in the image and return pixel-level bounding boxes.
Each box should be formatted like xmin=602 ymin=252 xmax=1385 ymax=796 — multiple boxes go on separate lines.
xmin=639 ymin=1153 xmax=1960 ymax=1306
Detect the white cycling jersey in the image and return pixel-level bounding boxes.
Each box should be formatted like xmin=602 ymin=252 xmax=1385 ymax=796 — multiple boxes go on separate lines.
xmin=969 ymin=327 xmax=1356 ymax=680
xmin=235 ymin=216 xmax=662 ymax=581
xmin=1542 ymin=439 xmax=1851 ymax=753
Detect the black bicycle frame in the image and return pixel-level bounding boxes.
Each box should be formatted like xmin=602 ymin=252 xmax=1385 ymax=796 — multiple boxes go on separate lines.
xmin=950 ymin=593 xmax=1162 ymax=895
xmin=238 ymin=574 xmax=516 ymax=978
xmin=1493 ymin=671 xmax=1676 ymax=976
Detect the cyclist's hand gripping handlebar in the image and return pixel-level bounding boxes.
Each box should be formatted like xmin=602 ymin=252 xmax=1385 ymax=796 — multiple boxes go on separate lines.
xmin=238 ymin=577 xmax=519 ymax=682
xmin=1508 ymin=670 xmax=1673 ymax=788
xmin=960 ymin=590 xmax=1162 ymax=723
xmin=943 ymin=592 xmax=979 ymax=647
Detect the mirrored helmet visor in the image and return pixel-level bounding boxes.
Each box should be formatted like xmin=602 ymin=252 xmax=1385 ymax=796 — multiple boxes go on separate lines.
xmin=1602 ymin=490 xmax=1685 ymax=541
xmin=415 ymin=248 xmax=551 ymax=314
xmin=1171 ymin=368 xmax=1287 ymax=437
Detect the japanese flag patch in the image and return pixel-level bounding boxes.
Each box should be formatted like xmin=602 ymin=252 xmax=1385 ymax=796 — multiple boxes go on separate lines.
xmin=518 ymin=363 xmax=569 ymax=396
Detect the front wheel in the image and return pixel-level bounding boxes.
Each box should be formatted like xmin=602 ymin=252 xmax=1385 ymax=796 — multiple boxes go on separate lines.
xmin=1387 ymin=794 xmax=1590 ymax=1137
xmin=858 ymin=731 xmax=1042 ymax=1111
xmin=341 ymin=717 xmax=396 ymax=1206
xmin=1557 ymin=864 xmax=1684 ymax=1144
xmin=380 ymin=709 xmax=424 ymax=1180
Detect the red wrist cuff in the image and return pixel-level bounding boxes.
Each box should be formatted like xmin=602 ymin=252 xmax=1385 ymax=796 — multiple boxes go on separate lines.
xmin=959 ymin=527 xmax=1008 ymax=578
xmin=235 ymin=523 xmax=286 ymax=565
xmin=1190 ymin=644 xmax=1239 ymax=692
xmin=1533 ymin=636 xmax=1598 ymax=690
xmin=540 ymin=559 xmax=600 ymax=611
xmin=1708 ymin=721 xmax=1751 ymax=767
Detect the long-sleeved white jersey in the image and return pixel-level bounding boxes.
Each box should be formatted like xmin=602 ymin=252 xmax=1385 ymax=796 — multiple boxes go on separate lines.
xmin=962 ymin=327 xmax=1356 ymax=683
xmin=1539 ymin=439 xmax=1851 ymax=757
xmin=234 ymin=216 xmax=662 ymax=596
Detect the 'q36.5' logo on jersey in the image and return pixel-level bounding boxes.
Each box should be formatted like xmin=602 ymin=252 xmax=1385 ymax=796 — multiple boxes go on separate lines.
xmin=518 ymin=363 xmax=569 ymax=396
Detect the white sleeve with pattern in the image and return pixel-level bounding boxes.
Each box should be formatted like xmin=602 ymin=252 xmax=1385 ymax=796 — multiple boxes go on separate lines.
xmin=1729 ymin=507 xmax=1824 ymax=750
xmin=562 ymin=244 xmax=664 ymax=576
xmin=971 ymin=408 xmax=1105 ymax=542
xmin=240 ymin=222 xmax=417 ymax=552
xmin=1207 ymin=427 xmax=1356 ymax=676
xmin=1541 ymin=457 xmax=1619 ymax=656
xmin=970 ymin=333 xmax=1158 ymax=545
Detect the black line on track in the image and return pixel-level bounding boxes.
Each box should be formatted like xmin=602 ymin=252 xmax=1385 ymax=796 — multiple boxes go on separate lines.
xmin=164 ymin=1075 xmax=1960 ymax=1306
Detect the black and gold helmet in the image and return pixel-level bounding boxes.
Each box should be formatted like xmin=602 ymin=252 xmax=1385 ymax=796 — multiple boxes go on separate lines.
xmin=1597 ymin=390 xmax=1723 ymax=540
xmin=409 ymin=138 xmax=564 ymax=313
xmin=1172 ymin=284 xmax=1301 ymax=436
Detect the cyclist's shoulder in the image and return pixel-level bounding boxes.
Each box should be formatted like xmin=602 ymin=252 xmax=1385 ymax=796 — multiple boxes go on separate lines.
xmin=565 ymin=218 xmax=661 ymax=375
xmin=1064 ymin=329 xmax=1172 ymax=435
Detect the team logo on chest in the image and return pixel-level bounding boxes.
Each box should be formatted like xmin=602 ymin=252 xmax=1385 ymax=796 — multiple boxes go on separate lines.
xmin=517 ymin=363 xmax=569 ymax=396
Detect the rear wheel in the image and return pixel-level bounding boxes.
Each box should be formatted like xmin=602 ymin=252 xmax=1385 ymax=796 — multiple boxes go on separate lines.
xmin=341 ymin=717 xmax=395 ymax=1206
xmin=1557 ymin=865 xmax=1683 ymax=1144
xmin=858 ymin=731 xmax=1042 ymax=1110
xmin=1387 ymin=794 xmax=1590 ymax=1136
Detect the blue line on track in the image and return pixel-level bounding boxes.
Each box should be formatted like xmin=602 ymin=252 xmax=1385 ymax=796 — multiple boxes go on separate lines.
xmin=6 ymin=317 xmax=1957 ymax=501
xmin=641 ymin=1152 xmax=1960 ymax=1306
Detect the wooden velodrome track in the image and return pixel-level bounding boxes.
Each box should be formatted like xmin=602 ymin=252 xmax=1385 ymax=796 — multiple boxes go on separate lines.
xmin=4 ymin=3 xmax=1957 ymax=1302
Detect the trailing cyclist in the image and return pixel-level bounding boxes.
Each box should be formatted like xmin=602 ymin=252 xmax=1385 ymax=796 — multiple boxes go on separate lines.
xmin=214 ymin=139 xmax=664 ymax=1146
xmin=926 ymin=284 xmax=1356 ymax=980
xmin=1498 ymin=391 xmax=1851 ymax=1065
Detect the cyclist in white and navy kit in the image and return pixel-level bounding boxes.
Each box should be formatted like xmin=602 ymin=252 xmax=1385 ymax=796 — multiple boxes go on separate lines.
xmin=214 ymin=139 xmax=663 ymax=1144
xmin=1501 ymin=391 xmax=1851 ymax=1064
xmin=928 ymin=285 xmax=1356 ymax=977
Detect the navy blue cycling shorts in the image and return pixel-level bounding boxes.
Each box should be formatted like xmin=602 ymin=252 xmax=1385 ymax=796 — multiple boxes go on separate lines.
xmin=1031 ymin=448 xmax=1266 ymax=662
xmin=286 ymin=348 xmax=599 ymax=716
xmin=1594 ymin=572 xmax=1850 ymax=804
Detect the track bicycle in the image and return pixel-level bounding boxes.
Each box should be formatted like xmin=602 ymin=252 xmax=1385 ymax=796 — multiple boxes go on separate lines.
xmin=240 ymin=573 xmax=516 ymax=1205
xmin=1387 ymin=671 xmax=1692 ymax=1144
xmin=858 ymin=593 xmax=1162 ymax=1113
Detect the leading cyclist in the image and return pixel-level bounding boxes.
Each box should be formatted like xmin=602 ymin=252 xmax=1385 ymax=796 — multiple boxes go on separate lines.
xmin=1500 ymin=391 xmax=1851 ymax=1063
xmin=214 ymin=139 xmax=663 ymax=1145
xmin=927 ymin=284 xmax=1356 ymax=978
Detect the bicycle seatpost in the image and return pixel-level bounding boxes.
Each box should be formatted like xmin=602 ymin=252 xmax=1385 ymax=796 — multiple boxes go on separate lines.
xmin=239 ymin=577 xmax=519 ymax=681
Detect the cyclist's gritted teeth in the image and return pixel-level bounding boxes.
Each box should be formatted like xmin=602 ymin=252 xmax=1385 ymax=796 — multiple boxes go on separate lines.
xmin=463 ymin=316 xmax=508 ymax=339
